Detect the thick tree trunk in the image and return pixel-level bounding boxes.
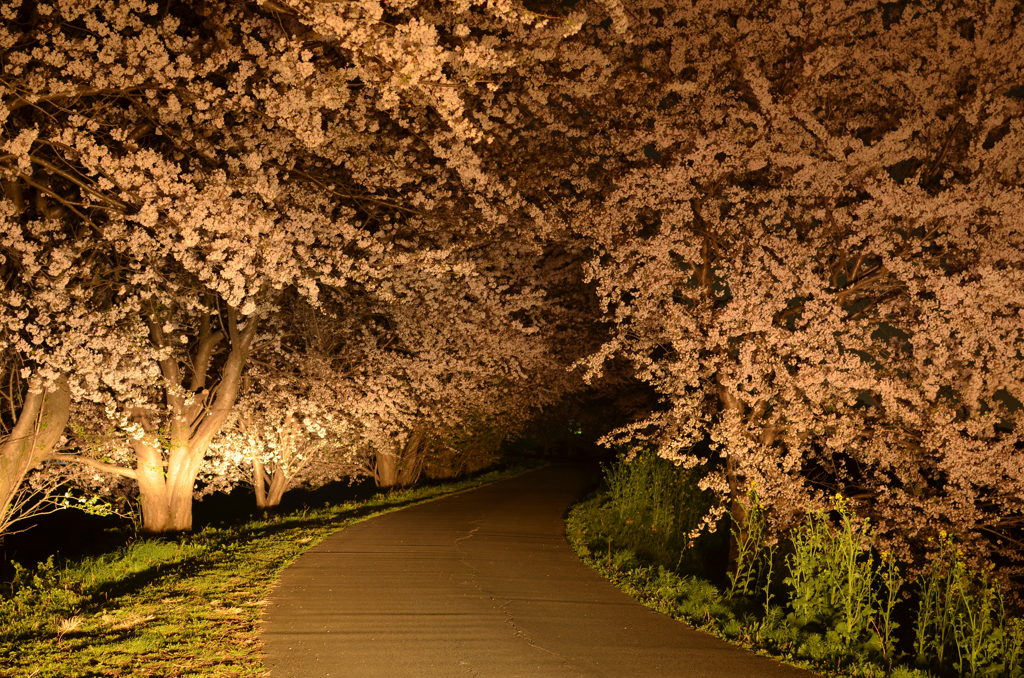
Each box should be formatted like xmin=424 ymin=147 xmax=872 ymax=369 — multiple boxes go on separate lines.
xmin=130 ymin=308 xmax=257 ymax=533
xmin=373 ymin=448 xmax=400 ymax=488
xmin=0 ymin=377 xmax=71 ymax=534
xmin=264 ymin=476 xmax=288 ymax=510
xmin=137 ymin=491 xmax=194 ymax=533
xmin=135 ymin=444 xmax=201 ymax=533
xmin=135 ymin=487 xmax=196 ymax=533
xmin=397 ymin=427 xmax=427 ymax=486
xmin=254 ymin=459 xmax=268 ymax=509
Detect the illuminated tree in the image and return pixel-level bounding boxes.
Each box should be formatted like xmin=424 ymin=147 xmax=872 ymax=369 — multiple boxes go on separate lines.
xmin=0 ymin=180 xmax=130 ymax=536
xmin=2 ymin=0 xmax=593 ymax=530
xmin=558 ymin=0 xmax=1024 ymax=562
xmin=0 ymin=0 xmax=382 ymax=531
xmin=328 ymin=244 xmax=587 ymax=488
xmin=199 ymin=299 xmax=368 ymax=509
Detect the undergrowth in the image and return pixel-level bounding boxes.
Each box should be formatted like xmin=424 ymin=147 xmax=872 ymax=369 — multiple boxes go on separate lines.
xmin=0 ymin=464 xmax=533 ymax=677
xmin=566 ymin=450 xmax=1023 ymax=678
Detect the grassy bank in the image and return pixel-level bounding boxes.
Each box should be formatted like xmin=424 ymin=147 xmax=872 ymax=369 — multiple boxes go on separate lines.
xmin=566 ymin=450 xmax=1023 ymax=678
xmin=0 ymin=464 xmax=535 ymax=677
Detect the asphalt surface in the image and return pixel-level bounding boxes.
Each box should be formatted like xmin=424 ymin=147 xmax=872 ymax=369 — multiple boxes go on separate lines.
xmin=262 ymin=465 xmax=816 ymax=677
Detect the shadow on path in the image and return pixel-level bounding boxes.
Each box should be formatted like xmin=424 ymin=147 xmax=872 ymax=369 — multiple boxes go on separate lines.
xmin=262 ymin=465 xmax=817 ymax=678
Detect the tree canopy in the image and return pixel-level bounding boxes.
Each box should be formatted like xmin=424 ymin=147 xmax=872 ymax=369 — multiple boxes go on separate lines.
xmin=1 ymin=0 xmax=1022 ymax=570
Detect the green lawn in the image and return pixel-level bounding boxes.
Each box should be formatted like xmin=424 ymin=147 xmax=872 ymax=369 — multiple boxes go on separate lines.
xmin=0 ymin=465 xmax=534 ymax=677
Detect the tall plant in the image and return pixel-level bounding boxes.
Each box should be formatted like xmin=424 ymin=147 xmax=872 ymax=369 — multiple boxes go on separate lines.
xmin=726 ymin=490 xmax=775 ymax=614
xmin=783 ymin=496 xmax=902 ymax=665
xmin=915 ymin=533 xmax=1024 ymax=677
xmin=603 ymin=448 xmax=712 ymax=568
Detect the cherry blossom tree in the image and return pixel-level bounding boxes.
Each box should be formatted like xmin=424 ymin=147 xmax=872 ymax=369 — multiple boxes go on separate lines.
xmin=200 ymin=299 xmax=368 ymax=509
xmin=0 ymin=355 xmax=69 ymax=537
xmin=327 ymin=242 xmax=587 ymax=487
xmin=0 ymin=0 xmax=385 ymax=531
xmin=0 ymin=177 xmax=137 ymax=536
xmin=203 ymin=373 xmax=360 ymax=511
xmin=554 ymin=0 xmax=1024 ymax=563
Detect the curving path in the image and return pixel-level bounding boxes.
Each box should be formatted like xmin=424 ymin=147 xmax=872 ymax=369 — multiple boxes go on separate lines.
xmin=262 ymin=465 xmax=816 ymax=678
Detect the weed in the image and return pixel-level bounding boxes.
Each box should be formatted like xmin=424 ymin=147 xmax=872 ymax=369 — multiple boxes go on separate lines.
xmin=54 ymin=615 xmax=82 ymax=641
xmin=601 ymin=448 xmax=712 ymax=569
xmin=783 ymin=495 xmax=902 ymax=665
xmin=726 ymin=490 xmax=774 ymax=604
xmin=914 ymin=533 xmax=1024 ymax=677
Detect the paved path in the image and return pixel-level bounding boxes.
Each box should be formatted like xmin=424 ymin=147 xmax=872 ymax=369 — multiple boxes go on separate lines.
xmin=262 ymin=465 xmax=815 ymax=677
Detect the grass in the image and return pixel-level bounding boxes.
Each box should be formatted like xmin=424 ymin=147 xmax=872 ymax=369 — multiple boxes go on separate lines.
xmin=0 ymin=463 xmax=537 ymax=677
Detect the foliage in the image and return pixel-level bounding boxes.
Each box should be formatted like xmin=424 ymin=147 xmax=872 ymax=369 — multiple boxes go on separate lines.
xmin=726 ymin=490 xmax=775 ymax=603
xmin=55 ymin=488 xmax=142 ymax=533
xmin=591 ymin=449 xmax=714 ymax=569
xmin=783 ymin=496 xmax=903 ymax=668
xmin=0 ymin=0 xmax=1018 ymax=572
xmin=915 ymin=533 xmax=1024 ymax=677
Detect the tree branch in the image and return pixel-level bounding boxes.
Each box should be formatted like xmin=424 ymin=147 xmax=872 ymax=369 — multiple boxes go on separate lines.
xmin=4 ymin=84 xmax=155 ymax=112
xmin=189 ymin=310 xmax=224 ymax=392
xmin=25 ymin=155 xmax=130 ymax=210
xmin=48 ymin=453 xmax=138 ymax=480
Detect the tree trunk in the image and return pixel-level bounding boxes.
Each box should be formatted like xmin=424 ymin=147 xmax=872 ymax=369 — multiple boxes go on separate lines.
xmin=136 ymin=477 xmax=195 ymax=532
xmin=374 ymin=426 xmax=428 ymax=488
xmin=133 ymin=308 xmax=257 ymax=533
xmin=0 ymin=377 xmax=71 ymax=535
xmin=253 ymin=459 xmax=290 ymax=510
xmin=717 ymin=376 xmax=780 ymax=571
xmin=725 ymin=454 xmax=748 ymax=570
xmin=716 ymin=376 xmax=749 ymax=572
xmin=373 ymin=448 xmax=400 ymax=488
xmin=254 ymin=459 xmax=269 ymax=509
xmin=396 ymin=427 xmax=427 ymax=486
xmin=266 ymin=471 xmax=288 ymax=509
xmin=135 ymin=444 xmax=200 ymax=533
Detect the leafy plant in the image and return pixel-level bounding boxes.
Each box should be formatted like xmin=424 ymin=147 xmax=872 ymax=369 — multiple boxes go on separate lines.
xmin=914 ymin=533 xmax=1024 ymax=677
xmin=726 ymin=490 xmax=775 ymax=605
xmin=602 ymin=447 xmax=713 ymax=569
xmin=783 ymin=495 xmax=902 ymax=666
